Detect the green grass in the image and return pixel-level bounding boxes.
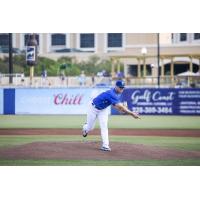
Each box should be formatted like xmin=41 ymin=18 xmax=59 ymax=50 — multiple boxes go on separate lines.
xmin=111 ymin=136 xmax=200 ymax=151
xmin=0 ymin=135 xmax=99 ymax=148
xmin=0 ymin=115 xmax=200 ymax=166
xmin=0 ymin=135 xmax=200 ymax=166
xmin=0 ymin=159 xmax=200 ymax=166
xmin=0 ymin=135 xmax=200 ymax=151
xmin=0 ymin=115 xmax=200 ymax=129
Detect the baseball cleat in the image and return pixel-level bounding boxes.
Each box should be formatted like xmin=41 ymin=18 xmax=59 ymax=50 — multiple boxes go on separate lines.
xmin=82 ymin=130 xmax=88 ymax=137
xmin=100 ymin=146 xmax=111 ymax=151
xmin=82 ymin=123 xmax=88 ymax=137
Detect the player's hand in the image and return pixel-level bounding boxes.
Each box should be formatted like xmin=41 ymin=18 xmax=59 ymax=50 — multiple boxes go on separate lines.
xmin=131 ymin=112 xmax=141 ymax=119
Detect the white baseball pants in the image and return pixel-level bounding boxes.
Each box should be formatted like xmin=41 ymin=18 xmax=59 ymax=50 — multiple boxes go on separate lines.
xmin=84 ymin=102 xmax=110 ymax=148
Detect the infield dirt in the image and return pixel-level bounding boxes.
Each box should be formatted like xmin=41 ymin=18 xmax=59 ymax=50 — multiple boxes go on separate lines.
xmin=0 ymin=129 xmax=200 ymax=161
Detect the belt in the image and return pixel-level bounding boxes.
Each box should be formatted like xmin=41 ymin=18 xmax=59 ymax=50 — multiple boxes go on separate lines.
xmin=92 ymin=102 xmax=101 ymax=110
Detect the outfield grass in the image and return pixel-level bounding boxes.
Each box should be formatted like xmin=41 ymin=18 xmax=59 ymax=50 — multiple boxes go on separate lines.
xmin=1 ymin=159 xmax=200 ymax=166
xmin=0 ymin=115 xmax=200 ymax=129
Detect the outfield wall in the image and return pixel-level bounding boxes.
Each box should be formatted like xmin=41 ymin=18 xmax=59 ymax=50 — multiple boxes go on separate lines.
xmin=2 ymin=88 xmax=108 ymax=115
xmin=112 ymin=88 xmax=200 ymax=115
xmin=15 ymin=88 xmax=108 ymax=115
xmin=1 ymin=88 xmax=200 ymax=115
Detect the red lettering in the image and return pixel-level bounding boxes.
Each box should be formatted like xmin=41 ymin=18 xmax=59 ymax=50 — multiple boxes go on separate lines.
xmin=54 ymin=94 xmax=62 ymax=105
xmin=77 ymin=95 xmax=83 ymax=104
xmin=54 ymin=93 xmax=84 ymax=105
xmin=73 ymin=95 xmax=78 ymax=104
xmin=61 ymin=94 xmax=67 ymax=104
xmin=68 ymin=95 xmax=74 ymax=104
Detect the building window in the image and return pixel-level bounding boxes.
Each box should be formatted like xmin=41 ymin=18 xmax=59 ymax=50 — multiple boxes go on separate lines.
xmin=0 ymin=34 xmax=9 ymax=46
xmin=80 ymin=34 xmax=94 ymax=48
xmin=180 ymin=33 xmax=187 ymax=41
xmin=107 ymin=33 xmax=122 ymax=47
xmin=51 ymin=34 xmax=66 ymax=46
xmin=194 ymin=33 xmax=200 ymax=40
xmin=24 ymin=34 xmax=39 ymax=46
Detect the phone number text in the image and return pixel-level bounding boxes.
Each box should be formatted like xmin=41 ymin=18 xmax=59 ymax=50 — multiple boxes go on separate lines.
xmin=132 ymin=106 xmax=173 ymax=114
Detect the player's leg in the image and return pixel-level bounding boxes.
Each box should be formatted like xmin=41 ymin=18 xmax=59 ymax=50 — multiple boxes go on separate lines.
xmin=82 ymin=103 xmax=97 ymax=137
xmin=98 ymin=108 xmax=110 ymax=150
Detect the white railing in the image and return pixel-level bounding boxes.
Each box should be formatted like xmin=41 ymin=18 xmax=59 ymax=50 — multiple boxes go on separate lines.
xmin=1 ymin=74 xmax=199 ymax=88
xmin=0 ymin=73 xmax=25 ymax=86
xmin=0 ymin=74 xmax=108 ymax=87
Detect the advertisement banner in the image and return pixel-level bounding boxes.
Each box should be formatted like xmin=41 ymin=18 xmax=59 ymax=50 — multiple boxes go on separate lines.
xmin=111 ymin=88 xmax=200 ymax=115
xmin=0 ymin=89 xmax=3 ymax=114
xmin=15 ymin=88 xmax=109 ymax=115
xmin=26 ymin=46 xmax=36 ymax=62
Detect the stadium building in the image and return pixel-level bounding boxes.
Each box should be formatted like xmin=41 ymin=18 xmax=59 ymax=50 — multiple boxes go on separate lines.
xmin=0 ymin=33 xmax=200 ymax=87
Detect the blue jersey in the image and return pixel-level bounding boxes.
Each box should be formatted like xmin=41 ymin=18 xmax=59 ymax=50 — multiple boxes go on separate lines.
xmin=92 ymin=88 xmax=121 ymax=110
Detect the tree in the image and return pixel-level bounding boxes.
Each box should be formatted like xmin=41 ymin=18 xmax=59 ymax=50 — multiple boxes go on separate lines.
xmin=0 ymin=55 xmax=115 ymax=76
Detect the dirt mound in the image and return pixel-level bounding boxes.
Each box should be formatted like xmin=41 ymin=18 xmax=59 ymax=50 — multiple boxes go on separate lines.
xmin=0 ymin=141 xmax=200 ymax=160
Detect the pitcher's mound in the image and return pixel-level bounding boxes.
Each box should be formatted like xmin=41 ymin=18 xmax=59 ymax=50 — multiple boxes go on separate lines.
xmin=0 ymin=141 xmax=200 ymax=160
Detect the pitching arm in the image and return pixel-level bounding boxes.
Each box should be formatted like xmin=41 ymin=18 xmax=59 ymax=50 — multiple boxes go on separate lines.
xmin=113 ymin=103 xmax=140 ymax=119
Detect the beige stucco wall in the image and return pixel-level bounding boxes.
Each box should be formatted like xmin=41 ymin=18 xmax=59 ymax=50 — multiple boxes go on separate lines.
xmin=126 ymin=33 xmax=157 ymax=45
xmin=70 ymin=33 xmax=77 ymax=49
xmin=160 ymin=45 xmax=200 ymax=56
xmin=96 ymin=33 xmax=105 ymax=53
xmin=14 ymin=33 xmax=21 ymax=48
xmin=160 ymin=33 xmax=172 ymax=44
xmin=1 ymin=33 xmax=200 ymax=61
xmin=42 ymin=33 xmax=47 ymax=54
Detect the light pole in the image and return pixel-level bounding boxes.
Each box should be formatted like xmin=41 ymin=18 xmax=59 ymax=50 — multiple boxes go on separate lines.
xmin=157 ymin=33 xmax=160 ymax=87
xmin=8 ymin=33 xmax=13 ymax=84
xmin=141 ymin=47 xmax=147 ymax=77
xmin=26 ymin=34 xmax=38 ymax=85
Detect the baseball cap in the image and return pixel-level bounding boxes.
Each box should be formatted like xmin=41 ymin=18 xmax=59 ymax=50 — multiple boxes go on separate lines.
xmin=115 ymin=80 xmax=125 ymax=88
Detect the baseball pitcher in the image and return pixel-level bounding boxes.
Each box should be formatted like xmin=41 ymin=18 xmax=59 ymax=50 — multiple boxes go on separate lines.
xmin=82 ymin=80 xmax=140 ymax=151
